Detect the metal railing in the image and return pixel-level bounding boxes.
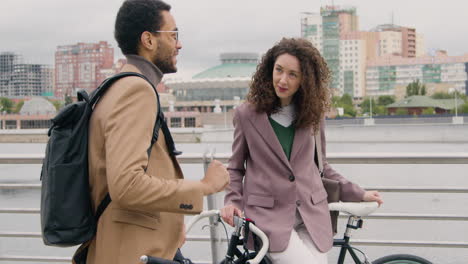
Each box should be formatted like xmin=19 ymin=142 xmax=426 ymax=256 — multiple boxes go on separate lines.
xmin=1 ymin=152 xmax=468 ymax=263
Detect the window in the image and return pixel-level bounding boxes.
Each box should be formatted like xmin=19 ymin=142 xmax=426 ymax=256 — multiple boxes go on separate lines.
xmin=184 ymin=117 xmax=196 ymax=128
xmin=5 ymin=120 xmax=17 ymax=129
xmin=170 ymin=117 xmax=182 ymax=128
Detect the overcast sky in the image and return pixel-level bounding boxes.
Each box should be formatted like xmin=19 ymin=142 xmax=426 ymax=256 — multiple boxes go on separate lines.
xmin=1 ymin=0 xmax=467 ymax=79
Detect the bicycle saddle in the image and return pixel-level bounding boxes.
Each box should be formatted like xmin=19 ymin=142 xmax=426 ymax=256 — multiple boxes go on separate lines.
xmin=328 ymin=202 xmax=379 ymax=217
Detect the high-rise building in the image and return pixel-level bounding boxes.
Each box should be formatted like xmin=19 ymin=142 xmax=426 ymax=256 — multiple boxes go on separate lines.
xmin=54 ymin=41 xmax=114 ymax=98
xmin=301 ymin=7 xmax=430 ymax=99
xmin=366 ymin=51 xmax=468 ymax=96
xmin=370 ymin=24 xmax=422 ymax=58
xmin=302 ymin=6 xmax=366 ymax=98
xmin=0 ymin=52 xmax=53 ymax=98
xmin=415 ymin=33 xmax=426 ymax=57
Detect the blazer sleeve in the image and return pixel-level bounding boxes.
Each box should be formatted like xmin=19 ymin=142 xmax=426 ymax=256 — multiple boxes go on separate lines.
xmin=103 ymin=78 xmax=204 ymax=214
xmin=319 ymin=120 xmax=365 ymax=202
xmin=224 ymin=107 xmax=248 ymax=210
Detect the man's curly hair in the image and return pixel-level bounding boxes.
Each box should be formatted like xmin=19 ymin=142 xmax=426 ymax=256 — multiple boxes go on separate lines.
xmin=247 ymin=38 xmax=331 ymax=131
xmin=115 ymin=0 xmax=171 ymax=55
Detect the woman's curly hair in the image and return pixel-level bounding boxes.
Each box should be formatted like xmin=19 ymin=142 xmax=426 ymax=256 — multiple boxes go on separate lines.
xmin=247 ymin=38 xmax=331 ymax=131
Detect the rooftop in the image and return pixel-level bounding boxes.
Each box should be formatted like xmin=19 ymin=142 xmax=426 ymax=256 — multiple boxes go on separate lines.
xmin=387 ymin=95 xmax=464 ymax=110
xmin=20 ymin=97 xmax=57 ymax=115
xmin=192 ymin=52 xmax=258 ymax=79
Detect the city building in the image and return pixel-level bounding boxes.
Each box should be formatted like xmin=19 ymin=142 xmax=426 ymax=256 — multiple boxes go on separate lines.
xmin=0 ymin=97 xmax=56 ymax=129
xmin=163 ymin=53 xmax=257 ymax=128
xmin=301 ymin=7 xmax=429 ymax=99
xmin=370 ymin=24 xmax=423 ymax=58
xmin=166 ymin=52 xmax=257 ymax=112
xmin=386 ymin=95 xmax=464 ymax=115
xmin=366 ymin=51 xmax=468 ymax=97
xmin=301 ymin=6 xmax=367 ymax=99
xmin=54 ymin=41 xmax=114 ymax=98
xmin=0 ymin=52 xmax=53 ymax=98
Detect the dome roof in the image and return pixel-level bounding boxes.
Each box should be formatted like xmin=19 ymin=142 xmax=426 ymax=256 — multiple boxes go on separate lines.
xmin=193 ymin=52 xmax=258 ymax=79
xmin=20 ymin=97 xmax=57 ymax=115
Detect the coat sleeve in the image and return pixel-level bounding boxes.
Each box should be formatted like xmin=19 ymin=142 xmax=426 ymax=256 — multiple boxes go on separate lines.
xmin=103 ymin=78 xmax=204 ymax=214
xmin=224 ymin=107 xmax=248 ymax=210
xmin=319 ymin=120 xmax=365 ymax=202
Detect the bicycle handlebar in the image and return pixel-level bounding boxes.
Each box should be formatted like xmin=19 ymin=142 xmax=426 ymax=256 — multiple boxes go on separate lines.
xmin=186 ymin=210 xmax=269 ymax=264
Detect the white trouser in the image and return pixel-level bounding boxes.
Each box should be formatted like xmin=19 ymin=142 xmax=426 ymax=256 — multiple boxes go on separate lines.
xmin=268 ymin=211 xmax=328 ymax=264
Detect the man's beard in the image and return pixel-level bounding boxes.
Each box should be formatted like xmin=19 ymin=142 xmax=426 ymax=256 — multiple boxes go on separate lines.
xmin=154 ymin=52 xmax=177 ymax=74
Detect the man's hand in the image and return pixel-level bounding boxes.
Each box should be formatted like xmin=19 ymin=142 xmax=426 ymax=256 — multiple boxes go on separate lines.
xmin=220 ymin=204 xmax=242 ymax=227
xmin=200 ymin=160 xmax=229 ymax=195
xmin=363 ymin=190 xmax=383 ymax=205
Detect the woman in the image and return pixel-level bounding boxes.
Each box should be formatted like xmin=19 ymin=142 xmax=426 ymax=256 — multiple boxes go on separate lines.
xmin=221 ymin=38 xmax=383 ymax=264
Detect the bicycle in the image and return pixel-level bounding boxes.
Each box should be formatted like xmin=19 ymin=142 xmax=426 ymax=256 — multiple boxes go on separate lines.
xmin=140 ymin=210 xmax=269 ymax=264
xmin=328 ymin=202 xmax=432 ymax=264
xmin=140 ymin=202 xmax=433 ymax=264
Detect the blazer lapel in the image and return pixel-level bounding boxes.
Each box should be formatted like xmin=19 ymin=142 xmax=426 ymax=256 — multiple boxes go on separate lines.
xmin=248 ymin=112 xmax=293 ymax=172
xmin=289 ymin=126 xmax=311 ymax=163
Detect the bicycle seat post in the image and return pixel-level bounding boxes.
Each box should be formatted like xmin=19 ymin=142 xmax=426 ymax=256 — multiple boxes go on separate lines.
xmin=344 ymin=215 xmax=363 ymax=238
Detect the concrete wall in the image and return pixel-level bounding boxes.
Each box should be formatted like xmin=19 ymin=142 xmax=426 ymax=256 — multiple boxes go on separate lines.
xmin=1 ymin=123 xmax=467 ymax=143
xmin=202 ymin=123 xmax=468 ymax=143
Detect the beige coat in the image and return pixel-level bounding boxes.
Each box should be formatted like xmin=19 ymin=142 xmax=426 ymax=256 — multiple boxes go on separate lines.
xmin=73 ymin=55 xmax=204 ymax=264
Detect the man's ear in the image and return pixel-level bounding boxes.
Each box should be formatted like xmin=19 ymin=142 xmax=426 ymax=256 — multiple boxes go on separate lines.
xmin=139 ymin=31 xmax=158 ymax=51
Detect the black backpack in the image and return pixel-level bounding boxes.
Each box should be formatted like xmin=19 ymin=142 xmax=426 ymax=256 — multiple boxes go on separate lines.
xmin=40 ymin=72 xmax=180 ymax=247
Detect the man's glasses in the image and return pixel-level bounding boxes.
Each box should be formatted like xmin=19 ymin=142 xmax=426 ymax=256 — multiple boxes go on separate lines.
xmin=153 ymin=30 xmax=179 ymax=42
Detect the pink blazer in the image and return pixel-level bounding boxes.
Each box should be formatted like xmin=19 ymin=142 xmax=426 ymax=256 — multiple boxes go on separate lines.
xmin=224 ymin=103 xmax=365 ymax=253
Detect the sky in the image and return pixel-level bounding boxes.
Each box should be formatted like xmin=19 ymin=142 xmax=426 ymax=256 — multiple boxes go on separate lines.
xmin=1 ymin=0 xmax=467 ymax=79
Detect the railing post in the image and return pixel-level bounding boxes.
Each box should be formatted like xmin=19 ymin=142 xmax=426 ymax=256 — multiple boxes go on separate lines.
xmin=203 ymin=149 xmax=223 ymax=264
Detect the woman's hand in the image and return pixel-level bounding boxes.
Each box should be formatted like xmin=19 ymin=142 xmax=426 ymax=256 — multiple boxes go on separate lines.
xmin=220 ymin=204 xmax=242 ymax=226
xmin=363 ymin=190 xmax=383 ymax=205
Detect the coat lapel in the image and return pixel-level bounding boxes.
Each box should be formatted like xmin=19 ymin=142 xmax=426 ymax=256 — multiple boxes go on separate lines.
xmin=289 ymin=126 xmax=311 ymax=163
xmin=248 ymin=112 xmax=293 ymax=172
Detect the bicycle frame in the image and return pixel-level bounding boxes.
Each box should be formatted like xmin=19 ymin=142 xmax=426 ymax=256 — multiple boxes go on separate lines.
xmin=333 ymin=215 xmax=368 ymax=264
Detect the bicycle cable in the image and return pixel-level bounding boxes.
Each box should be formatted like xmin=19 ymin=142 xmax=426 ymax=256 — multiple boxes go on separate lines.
xmin=219 ymin=215 xmax=230 ymax=245
xmin=349 ymin=246 xmax=371 ymax=264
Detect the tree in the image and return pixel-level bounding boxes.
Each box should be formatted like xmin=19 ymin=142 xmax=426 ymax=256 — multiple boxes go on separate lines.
xmin=343 ymin=104 xmax=356 ymax=117
xmin=395 ymin=108 xmax=408 ymax=116
xmin=64 ymin=95 xmax=73 ymax=106
xmin=405 ymin=79 xmax=426 ymax=97
xmin=431 ymin=92 xmax=453 ymax=99
xmin=14 ymin=100 xmax=24 ymax=114
xmin=339 ymin=93 xmax=353 ymax=106
xmin=360 ymin=97 xmax=376 ymax=115
xmin=421 ymin=107 xmax=435 ymax=115
xmin=331 ymin=94 xmax=355 ymax=117
xmin=0 ymin=97 xmax=14 ymax=114
xmin=377 ymin=95 xmax=395 ymax=106
xmin=52 ymin=100 xmax=63 ymax=111
xmin=451 ymin=102 xmax=468 ymax=114
xmin=375 ymin=105 xmax=387 ymax=115
xmin=331 ymin=96 xmax=341 ymax=108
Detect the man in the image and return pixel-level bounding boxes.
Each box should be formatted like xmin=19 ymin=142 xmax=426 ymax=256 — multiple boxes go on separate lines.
xmin=73 ymin=0 xmax=230 ymax=263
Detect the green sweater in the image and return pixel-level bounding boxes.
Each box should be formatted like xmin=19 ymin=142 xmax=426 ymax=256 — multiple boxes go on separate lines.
xmin=269 ymin=117 xmax=295 ymax=160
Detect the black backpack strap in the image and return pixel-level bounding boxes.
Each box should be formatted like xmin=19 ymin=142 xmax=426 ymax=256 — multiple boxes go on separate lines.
xmin=95 ymin=193 xmax=111 ymax=222
xmin=147 ymin=85 xmax=163 ymax=157
xmin=159 ymin=111 xmax=183 ymax=157
xmin=89 ymin=72 xmax=149 ymax=106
